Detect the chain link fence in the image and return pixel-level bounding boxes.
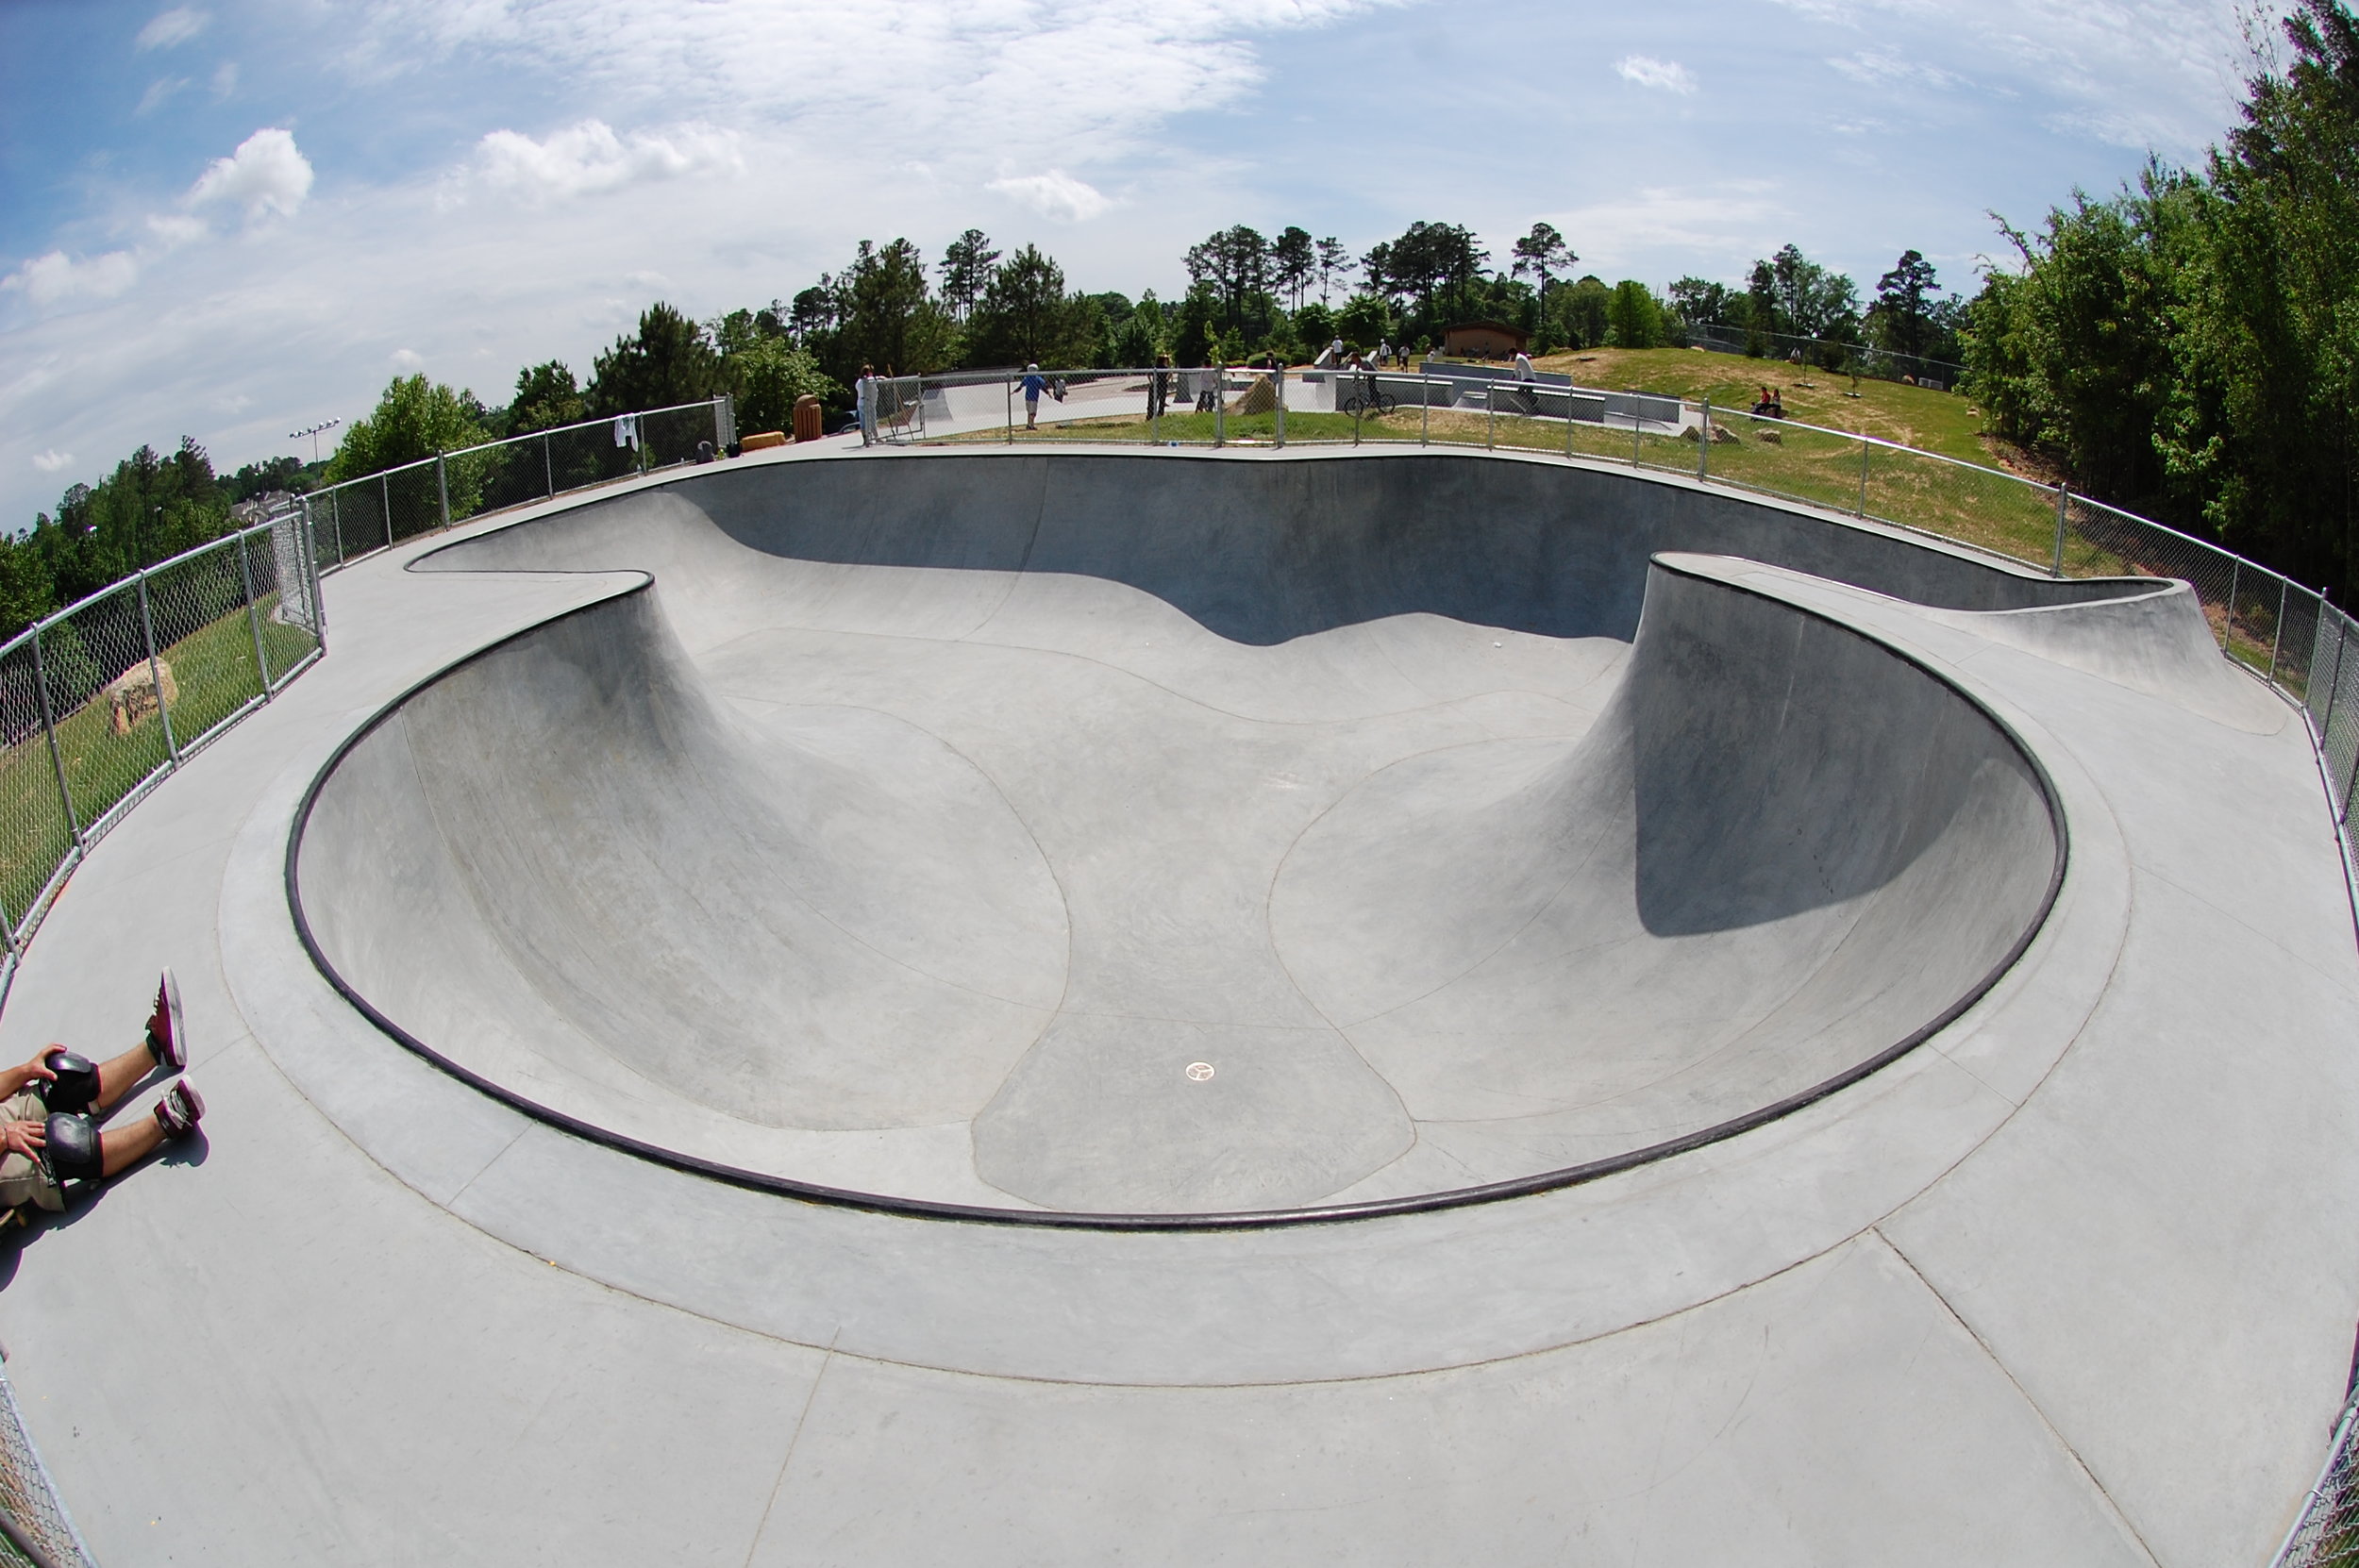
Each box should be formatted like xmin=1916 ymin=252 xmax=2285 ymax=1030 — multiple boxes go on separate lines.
xmin=0 ymin=1360 xmax=94 ymax=1568
xmin=0 ymin=504 xmax=322 ymax=984
xmin=303 ymin=398 xmax=733 ymax=574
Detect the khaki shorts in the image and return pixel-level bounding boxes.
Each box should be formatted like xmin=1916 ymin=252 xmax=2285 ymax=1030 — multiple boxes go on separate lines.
xmin=0 ymin=1088 xmax=61 ymax=1213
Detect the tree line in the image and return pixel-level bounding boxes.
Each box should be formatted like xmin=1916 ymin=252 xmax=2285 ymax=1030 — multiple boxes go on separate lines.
xmin=1962 ymin=0 xmax=2359 ymax=600
xmin=296 ymin=218 xmax=1952 ymax=484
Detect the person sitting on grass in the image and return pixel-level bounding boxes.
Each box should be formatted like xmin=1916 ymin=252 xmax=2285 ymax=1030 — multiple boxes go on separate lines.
xmin=0 ymin=971 xmax=203 ymax=1224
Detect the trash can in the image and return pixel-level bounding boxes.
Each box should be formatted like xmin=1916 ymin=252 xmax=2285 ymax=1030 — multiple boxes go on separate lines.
xmin=793 ymin=395 xmax=824 ymax=443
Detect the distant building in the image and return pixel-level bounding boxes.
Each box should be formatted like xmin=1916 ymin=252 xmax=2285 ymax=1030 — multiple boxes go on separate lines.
xmin=1441 ymin=321 xmax=1529 ymax=359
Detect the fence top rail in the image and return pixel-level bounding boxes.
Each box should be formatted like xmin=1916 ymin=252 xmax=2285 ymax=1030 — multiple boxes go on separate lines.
xmin=308 ymin=395 xmax=729 ymax=499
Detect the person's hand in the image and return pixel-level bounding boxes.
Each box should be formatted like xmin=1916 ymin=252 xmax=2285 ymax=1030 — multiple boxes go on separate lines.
xmin=0 ymin=1053 xmax=55 ymax=1099
xmin=2 ymin=1120 xmax=44 ymax=1162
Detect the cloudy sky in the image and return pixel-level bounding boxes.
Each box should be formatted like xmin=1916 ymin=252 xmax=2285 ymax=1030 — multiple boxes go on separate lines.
xmin=1 ymin=0 xmax=2266 ymax=528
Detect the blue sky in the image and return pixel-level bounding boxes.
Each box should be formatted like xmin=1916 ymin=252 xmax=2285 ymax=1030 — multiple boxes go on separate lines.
xmin=1 ymin=0 xmax=2263 ymax=528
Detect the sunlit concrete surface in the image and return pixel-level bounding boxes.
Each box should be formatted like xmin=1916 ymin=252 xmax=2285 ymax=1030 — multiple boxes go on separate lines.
xmin=0 ymin=445 xmax=2351 ymax=1566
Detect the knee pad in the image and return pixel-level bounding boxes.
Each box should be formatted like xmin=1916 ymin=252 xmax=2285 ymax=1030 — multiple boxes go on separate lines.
xmin=42 ymin=1114 xmax=99 ymax=1182
xmin=42 ymin=1050 xmax=98 ymax=1116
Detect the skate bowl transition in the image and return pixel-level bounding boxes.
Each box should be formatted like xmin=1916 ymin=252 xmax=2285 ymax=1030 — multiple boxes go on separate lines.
xmin=283 ymin=447 xmax=2246 ymax=1223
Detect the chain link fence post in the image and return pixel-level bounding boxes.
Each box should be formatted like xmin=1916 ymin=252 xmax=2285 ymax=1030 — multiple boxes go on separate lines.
xmin=381 ymin=473 xmax=393 ymax=550
xmin=2052 ymin=484 xmax=2068 ymax=577
xmin=134 ymin=569 xmax=179 ymax=767
xmin=1857 ymin=437 xmax=1869 ymax=517
xmin=2273 ymin=576 xmax=2290 ymax=683
xmin=435 ymin=452 xmax=451 ymax=531
xmin=1699 ymin=401 xmax=1711 ymax=481
xmin=26 ymin=628 xmax=79 ymax=851
xmin=234 ymin=526 xmax=273 ymax=697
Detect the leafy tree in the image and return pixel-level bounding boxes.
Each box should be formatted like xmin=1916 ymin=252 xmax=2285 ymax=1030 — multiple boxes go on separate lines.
xmin=587 ymin=303 xmax=722 ymax=417
xmin=1364 ymin=221 xmax=1489 ymax=337
xmin=1313 ymin=236 xmax=1352 ymax=306
xmin=2153 ymin=0 xmax=2359 ymax=588
xmin=938 ymin=229 xmax=1000 ymax=324
xmin=829 ymin=239 xmax=955 ymax=380
xmin=1336 ymin=293 xmax=1393 ymax=352
xmin=1110 ymin=290 xmax=1164 ymax=366
xmin=1184 ymin=225 xmax=1272 ymax=334
xmin=1668 ymin=276 xmax=1732 ymax=326
xmin=1872 ymin=251 xmax=1942 ymax=358
xmin=1170 ymin=285 xmax=1222 ymax=367
xmin=1606 ymin=281 xmax=1666 ymax=349
xmin=329 ymin=377 xmax=491 ymax=480
xmin=0 ymin=536 xmax=53 ymax=639
xmin=1963 ymin=187 xmax=2185 ymax=505
xmin=731 ymin=339 xmax=840 ymax=435
xmin=1271 ymin=226 xmax=1315 ymax=311
xmin=1744 ymin=260 xmax=1778 ymax=355
xmin=789 ymin=281 xmax=838 ymax=343
xmin=1510 ymin=223 xmax=1574 ymax=301
xmin=509 ymin=360 xmax=586 ymax=435
xmin=223 ymin=455 xmax=307 ymax=504
xmin=1293 ymin=302 xmax=1336 ymax=356
xmin=15 ymin=436 xmax=236 ymax=626
xmin=1765 ymin=244 xmax=1862 ymax=342
xmin=1550 ymin=275 xmax=1613 ymax=350
xmin=965 ymin=243 xmax=1094 ymax=367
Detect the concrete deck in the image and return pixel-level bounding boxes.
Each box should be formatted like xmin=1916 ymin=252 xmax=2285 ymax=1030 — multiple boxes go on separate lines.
xmin=0 ymin=444 xmax=2353 ymax=1565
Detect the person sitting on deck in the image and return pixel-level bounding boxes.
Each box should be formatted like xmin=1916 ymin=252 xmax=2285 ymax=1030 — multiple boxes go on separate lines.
xmin=0 ymin=971 xmax=203 ymax=1226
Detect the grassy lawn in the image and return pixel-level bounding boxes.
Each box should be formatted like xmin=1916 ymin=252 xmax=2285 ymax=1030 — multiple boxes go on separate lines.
xmin=0 ymin=598 xmax=317 ymax=924
xmin=1524 ymin=346 xmax=1999 ymax=469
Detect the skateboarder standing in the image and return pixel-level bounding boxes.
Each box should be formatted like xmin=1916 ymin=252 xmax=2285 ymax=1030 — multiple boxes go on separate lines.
xmin=0 ymin=971 xmax=204 ymax=1221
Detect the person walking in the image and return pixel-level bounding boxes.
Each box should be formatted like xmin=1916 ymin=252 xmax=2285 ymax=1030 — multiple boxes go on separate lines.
xmin=1021 ymin=364 xmax=1048 ymax=430
xmin=856 ymin=364 xmax=878 ymax=445
xmin=1149 ymin=354 xmax=1172 ymax=422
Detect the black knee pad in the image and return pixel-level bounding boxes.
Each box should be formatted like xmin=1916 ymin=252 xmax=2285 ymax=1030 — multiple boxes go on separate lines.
xmin=43 ymin=1114 xmax=99 ymax=1182
xmin=42 ymin=1050 xmax=97 ymax=1116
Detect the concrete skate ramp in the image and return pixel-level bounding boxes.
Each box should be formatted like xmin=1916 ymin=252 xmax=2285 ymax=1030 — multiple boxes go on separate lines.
xmin=293 ymin=451 xmax=2074 ymax=1220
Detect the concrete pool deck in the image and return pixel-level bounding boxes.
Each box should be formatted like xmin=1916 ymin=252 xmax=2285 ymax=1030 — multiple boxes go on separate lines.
xmin=0 ymin=443 xmax=2352 ymax=1565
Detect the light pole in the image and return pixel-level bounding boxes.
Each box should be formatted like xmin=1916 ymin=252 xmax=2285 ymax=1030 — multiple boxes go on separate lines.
xmin=289 ymin=419 xmax=341 ymax=466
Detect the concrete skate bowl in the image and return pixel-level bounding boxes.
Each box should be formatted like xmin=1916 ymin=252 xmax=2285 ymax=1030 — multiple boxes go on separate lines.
xmin=288 ymin=449 xmax=2109 ymax=1225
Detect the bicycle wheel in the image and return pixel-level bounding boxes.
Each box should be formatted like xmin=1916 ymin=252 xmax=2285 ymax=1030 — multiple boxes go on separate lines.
xmin=1373 ymin=391 xmax=1398 ymax=417
xmin=1341 ymin=394 xmax=1367 ymax=417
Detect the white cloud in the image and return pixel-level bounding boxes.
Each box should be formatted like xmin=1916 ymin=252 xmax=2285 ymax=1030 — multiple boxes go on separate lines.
xmin=186 ymin=127 xmax=314 ymax=224
xmin=1 ymin=251 xmax=141 ymax=306
xmin=136 ymin=8 xmax=209 ymax=50
xmin=987 ymin=170 xmax=1112 ymax=224
xmin=212 ymin=60 xmax=239 ymax=99
xmin=390 ymin=348 xmax=424 ymax=370
xmin=1828 ymin=49 xmax=1964 ymax=88
xmin=138 ymin=77 xmax=190 ymax=115
xmin=472 ymin=120 xmax=740 ymax=203
xmin=344 ymin=0 xmax=1403 ymax=164
xmin=1615 ymin=56 xmax=1698 ymax=94
xmin=146 ymin=213 xmax=207 ymax=247
xmin=30 ymin=450 xmax=75 ymax=475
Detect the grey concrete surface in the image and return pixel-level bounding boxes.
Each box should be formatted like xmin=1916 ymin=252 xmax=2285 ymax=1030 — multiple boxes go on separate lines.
xmin=0 ymin=445 xmax=2351 ymax=1566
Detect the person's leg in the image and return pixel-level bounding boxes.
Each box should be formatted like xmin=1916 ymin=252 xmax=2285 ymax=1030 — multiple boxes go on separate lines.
xmin=97 ymin=1116 xmax=164 ymax=1177
xmin=97 ymin=1081 xmax=201 ymax=1178
xmin=91 ymin=1040 xmax=160 ymax=1116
